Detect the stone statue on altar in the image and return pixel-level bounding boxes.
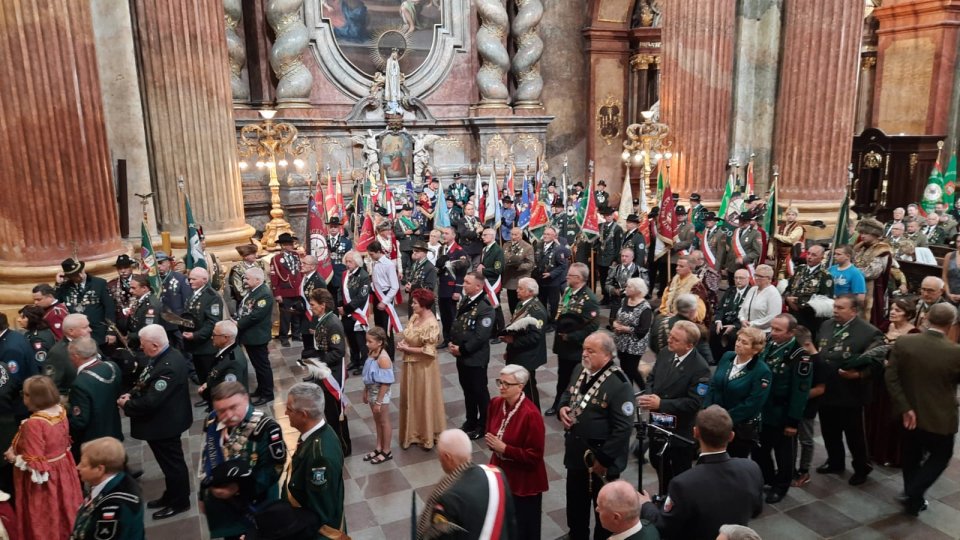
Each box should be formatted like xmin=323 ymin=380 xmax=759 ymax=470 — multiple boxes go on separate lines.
xmin=412 ymin=132 xmax=440 ymax=181
xmin=351 ymin=129 xmax=382 ymax=182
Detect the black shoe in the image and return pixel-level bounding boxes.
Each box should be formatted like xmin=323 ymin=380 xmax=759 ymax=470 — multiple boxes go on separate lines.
xmin=146 ymin=498 xmax=167 ymax=509
xmin=189 ymin=373 xmax=201 ymax=385
xmin=193 ymin=399 xmax=207 ymax=408
xmin=816 ymin=462 xmax=844 ymax=474
xmin=152 ymin=505 xmax=190 ymax=520
xmin=467 ymin=430 xmax=483 ymax=440
xmin=545 ymin=407 xmax=558 ymax=416
xmin=489 ymin=338 xmax=502 ymax=345
xmin=280 ymin=339 xmax=291 ymax=347
xmin=765 ymin=491 xmax=786 ymax=504
xmin=459 ymin=422 xmax=477 ymax=433
xmin=292 ymin=335 xmax=302 ymax=342
xmin=903 ymin=498 xmax=929 ymax=516
xmin=849 ymin=467 xmax=873 ymax=486
xmin=544 ymin=325 xmax=556 ymax=333
xmin=251 ymin=397 xmax=271 ymax=407
xmin=350 ymin=368 xmax=362 ymax=376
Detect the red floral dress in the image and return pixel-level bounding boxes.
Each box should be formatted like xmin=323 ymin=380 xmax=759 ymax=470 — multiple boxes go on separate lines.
xmin=11 ymin=406 xmax=83 ymax=540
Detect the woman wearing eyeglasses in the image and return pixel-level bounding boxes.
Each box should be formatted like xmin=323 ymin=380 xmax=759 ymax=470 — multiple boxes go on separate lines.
xmin=484 ymin=365 xmax=547 ymax=540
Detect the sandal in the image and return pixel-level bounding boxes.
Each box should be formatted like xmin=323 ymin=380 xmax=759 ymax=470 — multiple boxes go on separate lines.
xmin=371 ymin=451 xmax=393 ymax=464
xmin=362 ymin=450 xmax=382 ymax=462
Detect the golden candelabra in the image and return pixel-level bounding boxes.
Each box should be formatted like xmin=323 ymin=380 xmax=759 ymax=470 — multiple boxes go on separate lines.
xmin=622 ymin=110 xmax=672 ymax=204
xmin=237 ymin=109 xmax=309 ymax=250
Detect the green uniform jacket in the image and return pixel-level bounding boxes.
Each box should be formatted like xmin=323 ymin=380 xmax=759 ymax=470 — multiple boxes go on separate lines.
xmin=596 ymin=221 xmax=624 ymax=266
xmin=673 ymin=222 xmax=696 ymax=254
xmin=559 ymin=363 xmax=635 ymax=475
xmin=123 ymin=347 xmax=193 ymax=441
xmin=817 ymin=317 xmax=884 ymax=408
xmin=25 ymin=329 xmax=56 ymax=364
xmin=126 ymin=294 xmax=160 ymax=351
xmin=184 ymin=285 xmax=223 ymax=356
xmin=43 ymin=339 xmax=78 ymax=394
xmin=56 ymin=275 xmax=115 ymax=345
xmin=201 ymin=406 xmax=286 ymax=537
xmin=785 ymin=264 xmax=833 ymax=304
xmin=759 ymin=338 xmax=813 ymax=428
xmin=725 ymin=228 xmax=762 ymax=273
xmin=237 ymin=283 xmax=274 ymax=346
xmin=201 ymin=343 xmax=249 ymax=402
xmin=307 ymin=313 xmax=347 ymax=379
xmin=451 ymin=295 xmax=495 ymax=368
xmin=504 ymin=298 xmax=548 ymax=370
xmin=69 ymin=360 xmax=123 ymax=451
xmin=704 ymin=352 xmax=772 ymax=426
xmin=69 ymin=472 xmax=144 ymax=540
xmin=284 ymin=424 xmax=345 ymax=537
xmin=621 ymin=229 xmax=647 ymax=267
xmin=480 ymin=242 xmax=504 ymax=282
xmin=553 ymin=286 xmax=600 ymax=359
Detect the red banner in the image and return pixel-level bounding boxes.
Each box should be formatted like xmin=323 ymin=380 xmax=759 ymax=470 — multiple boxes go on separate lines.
xmin=356 ymin=213 xmax=376 ymax=252
xmin=307 ymin=185 xmax=334 ymax=283
xmin=656 ymin=184 xmax=677 ymax=246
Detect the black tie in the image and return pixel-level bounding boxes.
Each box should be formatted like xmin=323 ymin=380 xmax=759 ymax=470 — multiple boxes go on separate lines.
xmin=673 ymin=354 xmax=682 ymax=368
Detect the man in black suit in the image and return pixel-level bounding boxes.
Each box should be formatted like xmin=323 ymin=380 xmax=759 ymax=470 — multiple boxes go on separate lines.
xmin=638 ymin=320 xmax=711 ymax=492
xmin=501 ymin=277 xmax=548 ymax=408
xmin=437 ymin=227 xmax=470 ymax=347
xmin=534 ymin=226 xmax=570 ymax=330
xmin=886 ymin=303 xmax=960 ymax=515
xmin=298 ymin=255 xmax=327 ymax=357
xmin=118 ymin=324 xmax=192 ymax=520
xmin=640 ymin=406 xmax=764 ymax=540
xmin=449 ymin=272 xmax=495 ymax=439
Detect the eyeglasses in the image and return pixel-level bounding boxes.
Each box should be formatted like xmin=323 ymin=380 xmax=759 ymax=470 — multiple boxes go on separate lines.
xmin=495 ymin=379 xmax=522 ymax=388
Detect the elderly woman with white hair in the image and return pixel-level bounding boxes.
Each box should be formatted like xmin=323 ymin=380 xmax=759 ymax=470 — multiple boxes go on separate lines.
xmin=484 ymin=364 xmax=547 ymax=540
xmin=611 ymin=277 xmax=653 ymax=389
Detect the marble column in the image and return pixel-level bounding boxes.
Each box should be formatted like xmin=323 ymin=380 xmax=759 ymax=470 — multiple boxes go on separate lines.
xmin=90 ymin=0 xmax=156 ymax=237
xmin=0 ymin=0 xmax=123 ymax=305
xmin=730 ymin=0 xmax=782 ymax=193
xmin=266 ymin=0 xmax=313 ymax=108
xmin=511 ymin=0 xmax=544 ymax=110
xmin=772 ymin=0 xmax=862 ymax=219
xmin=474 ymin=0 xmax=511 ymax=114
xmin=130 ymin=0 xmax=254 ymax=253
xmin=225 ymin=0 xmax=250 ymax=105
xmin=659 ymin=0 xmax=736 ymax=200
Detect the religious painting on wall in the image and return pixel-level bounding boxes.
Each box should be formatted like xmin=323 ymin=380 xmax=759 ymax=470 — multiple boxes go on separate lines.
xmin=380 ymin=131 xmax=414 ymax=182
xmin=320 ymin=0 xmax=443 ymax=77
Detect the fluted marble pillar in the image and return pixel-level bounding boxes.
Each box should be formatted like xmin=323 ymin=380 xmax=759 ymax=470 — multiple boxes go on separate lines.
xmin=511 ymin=0 xmax=544 ymax=109
xmin=266 ymin=0 xmax=313 ymax=108
xmin=225 ymin=0 xmax=250 ymax=104
xmin=659 ymin=0 xmax=736 ymax=199
xmin=130 ymin=0 xmax=254 ymax=251
xmin=773 ymin=0 xmax=862 ymax=212
xmin=0 ymin=0 xmax=123 ymax=305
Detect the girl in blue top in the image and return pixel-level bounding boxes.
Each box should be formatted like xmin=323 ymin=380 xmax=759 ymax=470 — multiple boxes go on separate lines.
xmin=362 ymin=327 xmax=396 ymax=464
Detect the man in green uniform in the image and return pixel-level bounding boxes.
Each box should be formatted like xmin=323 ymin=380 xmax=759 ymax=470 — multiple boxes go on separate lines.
xmin=784 ymin=245 xmax=834 ymax=339
xmin=548 ymin=262 xmax=600 ymax=416
xmin=756 ymin=314 xmax=813 ymax=503
xmin=183 ymin=267 xmax=224 ymax=392
xmin=55 ymin=257 xmax=116 ymax=346
xmin=478 ymin=227 xmax=506 ymax=341
xmin=559 ymin=331 xmax=635 ymax=540
xmin=125 ymin=275 xmax=160 ymax=352
xmin=200 ymin=382 xmax=286 ymax=539
xmin=689 ymin=193 xmax=708 ymax=233
xmin=302 ymin=288 xmax=352 ymax=456
xmin=502 ymin=277 xmax=549 ymax=408
xmin=236 ymin=268 xmax=275 ymax=406
xmin=72 ymin=437 xmax=145 ymax=540
xmin=43 ymin=312 xmax=92 ymax=394
xmin=596 ymin=206 xmax=623 ymax=305
xmin=816 ymin=294 xmax=884 ymax=486
xmin=416 ymin=429 xmax=518 ymax=539
xmin=67 ymin=337 xmax=123 ymax=462
xmin=199 ymin=320 xmax=248 ymax=406
xmin=284 ymin=382 xmax=345 ymax=539
xmin=450 ymin=272 xmax=495 ymax=439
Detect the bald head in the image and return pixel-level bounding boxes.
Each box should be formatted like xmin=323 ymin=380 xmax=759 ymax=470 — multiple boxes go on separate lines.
xmin=597 ymin=480 xmax=641 ymax=533
xmin=437 ymin=429 xmax=472 ymax=473
xmin=188 ymin=267 xmax=209 ymax=289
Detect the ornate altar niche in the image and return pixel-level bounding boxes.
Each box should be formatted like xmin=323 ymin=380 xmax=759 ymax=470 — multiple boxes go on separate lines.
xmin=851 ymin=128 xmax=945 ymax=220
xmin=234 ymin=0 xmax=554 ymax=236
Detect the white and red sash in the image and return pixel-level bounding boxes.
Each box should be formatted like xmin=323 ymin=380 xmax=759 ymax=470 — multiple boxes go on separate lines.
xmin=341 ymin=270 xmax=370 ymax=327
xmin=698 ymin=231 xmax=717 ymax=269
xmin=483 ymin=276 xmax=502 ymax=308
xmin=733 ymin=231 xmax=756 ymax=285
xmin=478 ymin=465 xmax=508 ymax=540
xmin=373 ymin=287 xmax=404 ymax=333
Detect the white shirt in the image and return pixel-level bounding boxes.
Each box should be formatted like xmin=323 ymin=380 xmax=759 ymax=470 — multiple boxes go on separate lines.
xmin=729 ymin=357 xmax=750 ymax=380
xmin=372 ymin=257 xmax=399 ymax=304
xmin=89 ymin=473 xmax=118 ymax=501
xmin=672 ymin=348 xmax=693 ymax=367
xmin=298 ymin=419 xmax=327 ymax=445
xmin=738 ymin=284 xmax=783 ymax=332
xmin=427 ymin=243 xmax=441 ymax=265
xmin=609 ymin=521 xmax=646 ymax=540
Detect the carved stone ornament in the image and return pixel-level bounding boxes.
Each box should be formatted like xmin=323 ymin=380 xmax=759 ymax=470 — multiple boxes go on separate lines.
xmin=485 ymin=134 xmax=510 ymax=167
xmin=597 ymin=95 xmax=623 ymax=145
xmin=862 ymin=150 xmax=883 ymax=169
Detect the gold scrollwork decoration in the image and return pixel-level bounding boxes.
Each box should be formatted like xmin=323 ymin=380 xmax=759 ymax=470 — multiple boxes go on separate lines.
xmin=597 ymin=95 xmax=623 ymax=146
xmin=862 ymin=150 xmax=883 ymax=169
xmin=485 ymin=134 xmax=510 ymax=167
xmin=909 ymin=153 xmax=918 ymax=177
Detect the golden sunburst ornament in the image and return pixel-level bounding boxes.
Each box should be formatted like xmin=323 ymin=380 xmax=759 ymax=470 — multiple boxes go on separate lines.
xmin=368 ymin=28 xmax=409 ymax=71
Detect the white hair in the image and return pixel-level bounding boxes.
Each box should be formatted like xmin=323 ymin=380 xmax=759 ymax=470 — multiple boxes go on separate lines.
xmin=138 ymin=324 xmax=169 ymax=347
xmin=343 ymin=250 xmax=364 ymax=266
xmin=62 ymin=313 xmax=89 ymax=332
xmin=215 ymin=319 xmax=238 ymax=339
xmin=626 ymin=277 xmax=648 ymax=298
xmin=718 ymin=524 xmax=762 ymax=540
xmin=676 ymin=293 xmax=699 ymax=314
xmin=438 ymin=429 xmax=472 ymax=461
xmin=499 ymin=364 xmax=530 ymax=385
xmin=287 ymin=382 xmax=326 ymax=419
xmin=67 ymin=336 xmax=98 ymax=360
xmin=245 ymin=267 xmax=265 ymax=282
xmin=518 ymin=277 xmax=539 ymax=295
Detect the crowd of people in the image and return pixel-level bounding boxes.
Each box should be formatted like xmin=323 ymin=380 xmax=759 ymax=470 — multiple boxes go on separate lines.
xmin=0 ymin=174 xmax=959 ymax=540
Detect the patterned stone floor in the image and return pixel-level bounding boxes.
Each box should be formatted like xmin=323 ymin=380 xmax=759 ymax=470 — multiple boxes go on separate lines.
xmin=133 ymin=312 xmax=960 ymax=539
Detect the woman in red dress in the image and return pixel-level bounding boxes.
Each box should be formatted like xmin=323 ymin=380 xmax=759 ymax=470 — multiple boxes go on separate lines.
xmin=4 ymin=375 xmax=82 ymax=540
xmin=484 ymin=365 xmax=548 ymax=540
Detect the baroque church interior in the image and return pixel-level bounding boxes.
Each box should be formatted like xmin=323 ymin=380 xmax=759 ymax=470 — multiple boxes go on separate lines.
xmin=3 ymin=0 xmax=960 ymax=539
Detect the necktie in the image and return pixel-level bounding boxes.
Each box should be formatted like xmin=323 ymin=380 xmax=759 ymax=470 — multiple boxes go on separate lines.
xmin=673 ymin=354 xmax=682 ymax=368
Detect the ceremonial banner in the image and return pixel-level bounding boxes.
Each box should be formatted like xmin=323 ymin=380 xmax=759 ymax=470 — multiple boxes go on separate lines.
xmin=183 ymin=196 xmax=207 ymax=270
xmin=140 ymin=221 xmax=162 ymax=295
xmin=307 ymin=184 xmax=334 ymax=283
xmin=434 ymin=179 xmax=451 ymax=228
xmin=618 ymin=167 xmax=633 ymax=229
xmin=577 ymin=176 xmax=600 ymax=239
xmin=922 ymin=158 xmax=944 ymax=214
